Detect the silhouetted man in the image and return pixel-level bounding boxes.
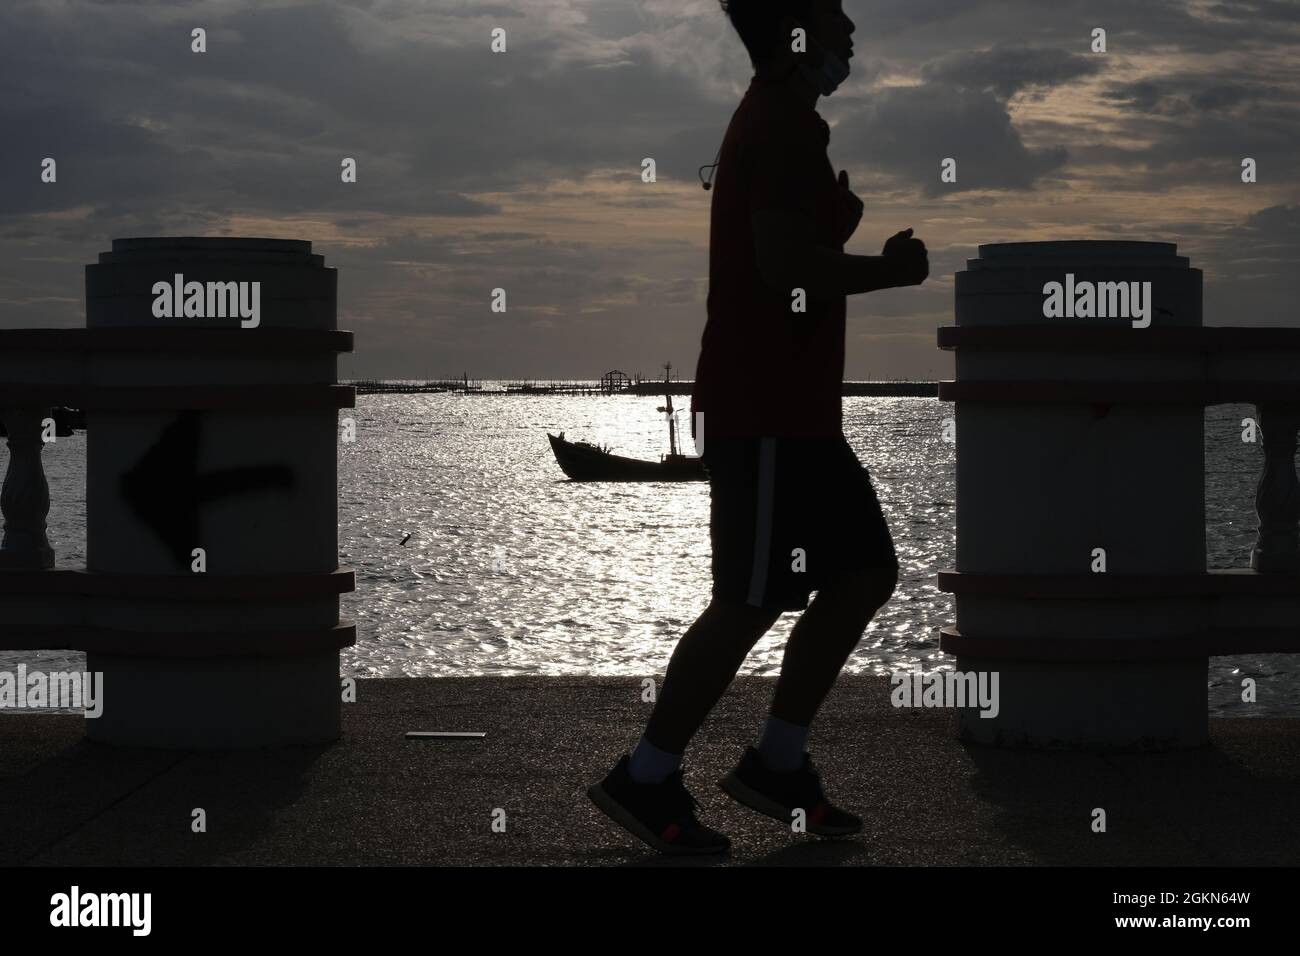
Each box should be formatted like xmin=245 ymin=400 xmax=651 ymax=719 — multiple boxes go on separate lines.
xmin=589 ymin=0 xmax=927 ymax=854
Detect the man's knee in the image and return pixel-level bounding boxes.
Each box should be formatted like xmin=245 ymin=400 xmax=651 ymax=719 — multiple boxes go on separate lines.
xmin=818 ymin=565 xmax=897 ymax=615
xmin=703 ymin=597 xmax=782 ymax=637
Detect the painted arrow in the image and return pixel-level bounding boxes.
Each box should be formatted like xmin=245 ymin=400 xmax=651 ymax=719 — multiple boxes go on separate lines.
xmin=120 ymin=410 xmax=295 ymax=567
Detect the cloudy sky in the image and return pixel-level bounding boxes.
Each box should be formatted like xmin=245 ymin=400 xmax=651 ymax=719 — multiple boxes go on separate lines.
xmin=2 ymin=0 xmax=1298 ymax=380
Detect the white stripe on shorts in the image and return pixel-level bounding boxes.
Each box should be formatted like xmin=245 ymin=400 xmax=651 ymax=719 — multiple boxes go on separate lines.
xmin=746 ymin=437 xmax=778 ymax=607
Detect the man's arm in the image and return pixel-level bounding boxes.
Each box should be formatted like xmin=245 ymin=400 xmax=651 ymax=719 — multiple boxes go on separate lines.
xmin=752 ymin=208 xmax=928 ymax=298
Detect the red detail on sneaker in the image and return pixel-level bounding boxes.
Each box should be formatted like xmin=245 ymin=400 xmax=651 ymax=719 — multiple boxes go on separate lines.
xmin=661 ymin=823 xmax=682 ymax=843
xmin=809 ymin=802 xmax=830 ymax=825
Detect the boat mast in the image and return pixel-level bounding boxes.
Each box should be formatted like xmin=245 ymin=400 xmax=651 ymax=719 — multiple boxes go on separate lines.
xmin=663 ymin=362 xmax=678 ymax=458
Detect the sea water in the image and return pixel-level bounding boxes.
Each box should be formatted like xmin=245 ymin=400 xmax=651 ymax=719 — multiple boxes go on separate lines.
xmin=6 ymin=393 xmax=1296 ymax=717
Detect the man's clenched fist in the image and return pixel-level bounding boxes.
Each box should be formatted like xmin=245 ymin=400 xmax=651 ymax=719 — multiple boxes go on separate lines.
xmin=882 ymin=228 xmax=928 ymax=287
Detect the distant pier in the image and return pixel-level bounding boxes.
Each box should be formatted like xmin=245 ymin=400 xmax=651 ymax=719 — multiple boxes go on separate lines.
xmin=347 ymin=379 xmax=940 ymax=397
xmin=5 ymin=382 xmax=939 ymax=437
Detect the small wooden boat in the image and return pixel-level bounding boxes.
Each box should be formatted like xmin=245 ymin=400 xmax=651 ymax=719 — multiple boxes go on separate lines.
xmin=547 ymin=432 xmax=705 ymax=481
xmin=548 ymin=363 xmax=706 ymax=482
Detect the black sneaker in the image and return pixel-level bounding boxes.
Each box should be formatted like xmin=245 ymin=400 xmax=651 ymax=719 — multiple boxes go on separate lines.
xmin=587 ymin=754 xmax=731 ymax=856
xmin=719 ymin=747 xmax=862 ymax=837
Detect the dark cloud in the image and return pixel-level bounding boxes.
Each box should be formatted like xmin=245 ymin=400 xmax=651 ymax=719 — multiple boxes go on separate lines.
xmin=1103 ymin=76 xmax=1289 ymax=116
xmin=921 ymin=45 xmax=1101 ymax=100
xmin=835 ymin=85 xmax=1068 ymax=195
xmin=0 ymin=0 xmax=1298 ymax=378
xmin=858 ymin=0 xmax=1300 ymax=57
xmin=1199 ymin=203 xmax=1300 ymax=327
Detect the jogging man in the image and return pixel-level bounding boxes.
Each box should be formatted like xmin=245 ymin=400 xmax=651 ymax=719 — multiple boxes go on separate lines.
xmin=588 ymin=0 xmax=928 ymax=855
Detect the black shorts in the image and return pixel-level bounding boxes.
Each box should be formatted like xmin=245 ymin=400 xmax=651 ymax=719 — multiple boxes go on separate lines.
xmin=704 ymin=435 xmax=897 ymax=612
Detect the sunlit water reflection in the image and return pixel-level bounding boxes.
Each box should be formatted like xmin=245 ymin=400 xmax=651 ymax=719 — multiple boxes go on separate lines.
xmin=7 ymin=396 xmax=1296 ymax=717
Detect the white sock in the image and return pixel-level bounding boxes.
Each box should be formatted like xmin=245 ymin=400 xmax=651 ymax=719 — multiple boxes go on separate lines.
xmin=628 ymin=736 xmax=682 ymax=784
xmin=757 ymin=715 xmax=810 ymax=772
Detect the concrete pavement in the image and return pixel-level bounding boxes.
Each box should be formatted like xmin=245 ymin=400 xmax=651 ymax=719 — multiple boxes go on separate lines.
xmin=2 ymin=676 xmax=1297 ymax=866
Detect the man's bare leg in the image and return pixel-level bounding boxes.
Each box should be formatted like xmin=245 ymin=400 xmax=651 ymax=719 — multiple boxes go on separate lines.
xmin=584 ymin=599 xmax=779 ymax=856
xmin=641 ymin=598 xmax=782 ymax=756
xmin=769 ymin=566 xmax=897 ymax=729
xmin=712 ymin=567 xmax=896 ymax=835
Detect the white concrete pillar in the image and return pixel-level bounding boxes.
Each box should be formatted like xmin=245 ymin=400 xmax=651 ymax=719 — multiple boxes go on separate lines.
xmin=942 ymin=241 xmax=1208 ymax=749
xmin=81 ymin=237 xmax=353 ymax=748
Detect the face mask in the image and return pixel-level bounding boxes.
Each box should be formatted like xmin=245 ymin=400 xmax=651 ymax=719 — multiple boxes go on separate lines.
xmin=797 ymin=32 xmax=850 ymax=96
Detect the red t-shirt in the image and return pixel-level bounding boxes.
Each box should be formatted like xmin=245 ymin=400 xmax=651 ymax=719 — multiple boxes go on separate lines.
xmin=692 ymin=73 xmax=846 ymax=440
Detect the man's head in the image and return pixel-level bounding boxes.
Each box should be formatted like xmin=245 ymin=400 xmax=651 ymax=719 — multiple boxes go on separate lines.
xmin=720 ymin=0 xmax=856 ymax=83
